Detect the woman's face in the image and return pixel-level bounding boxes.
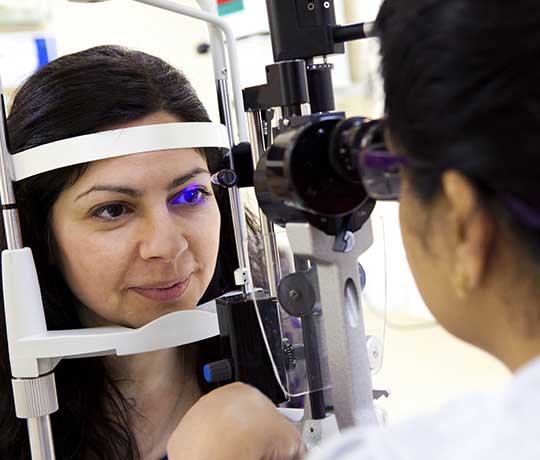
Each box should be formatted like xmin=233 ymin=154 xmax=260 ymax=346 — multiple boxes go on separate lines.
xmin=396 ymin=146 xmax=493 ymax=345
xmin=398 ymin=173 xmax=459 ymax=331
xmin=391 ymin=133 xmax=470 ymax=340
xmin=51 ymin=112 xmax=221 ymax=328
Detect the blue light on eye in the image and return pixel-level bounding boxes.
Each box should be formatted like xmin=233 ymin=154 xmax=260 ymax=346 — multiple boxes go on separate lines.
xmin=184 ymin=188 xmax=199 ymax=203
xmin=171 ymin=184 xmax=207 ymax=206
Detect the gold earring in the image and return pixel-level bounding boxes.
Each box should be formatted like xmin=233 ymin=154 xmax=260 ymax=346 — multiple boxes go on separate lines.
xmin=453 ymin=268 xmax=469 ymax=300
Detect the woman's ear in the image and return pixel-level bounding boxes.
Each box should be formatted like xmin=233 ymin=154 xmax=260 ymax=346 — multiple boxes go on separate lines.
xmin=441 ymin=170 xmax=495 ymax=291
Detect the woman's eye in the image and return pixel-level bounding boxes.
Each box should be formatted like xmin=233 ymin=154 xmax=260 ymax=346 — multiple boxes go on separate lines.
xmin=171 ymin=185 xmax=211 ymax=207
xmin=91 ymin=203 xmax=131 ymax=221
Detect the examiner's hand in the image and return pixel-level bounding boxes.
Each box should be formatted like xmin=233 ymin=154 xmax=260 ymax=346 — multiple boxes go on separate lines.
xmin=167 ymin=382 xmax=306 ymax=460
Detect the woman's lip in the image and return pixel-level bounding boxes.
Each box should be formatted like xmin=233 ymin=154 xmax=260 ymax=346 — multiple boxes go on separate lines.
xmin=136 ymin=277 xmax=189 ymax=289
xmin=130 ymin=276 xmax=191 ymax=302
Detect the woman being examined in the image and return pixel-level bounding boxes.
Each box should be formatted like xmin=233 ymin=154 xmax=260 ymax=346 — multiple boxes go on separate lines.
xmin=0 ymin=45 xmax=237 ymax=460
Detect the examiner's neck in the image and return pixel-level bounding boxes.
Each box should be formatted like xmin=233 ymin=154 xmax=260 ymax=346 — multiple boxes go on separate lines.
xmin=493 ymin=337 xmax=540 ymax=374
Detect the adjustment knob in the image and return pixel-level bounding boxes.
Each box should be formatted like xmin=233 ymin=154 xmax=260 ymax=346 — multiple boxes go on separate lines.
xmin=203 ymin=359 xmax=233 ymax=383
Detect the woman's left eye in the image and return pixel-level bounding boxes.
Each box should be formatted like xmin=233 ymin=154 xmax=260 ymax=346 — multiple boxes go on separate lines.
xmin=170 ymin=185 xmax=211 ymax=207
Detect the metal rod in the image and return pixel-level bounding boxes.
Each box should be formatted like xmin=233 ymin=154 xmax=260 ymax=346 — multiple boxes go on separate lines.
xmin=0 ymin=93 xmax=22 ymax=250
xmin=228 ymin=187 xmax=250 ymax=290
xmin=215 ymin=79 xmax=251 ymax=290
xmin=27 ymin=417 xmax=56 ymax=460
xmin=333 ymin=21 xmax=376 ymax=43
xmin=293 ymin=256 xmax=326 ymax=420
xmin=301 ymin=315 xmax=326 ymax=419
xmin=217 ymin=80 xmax=235 ymax=146
xmin=260 ymin=213 xmax=282 ymax=297
xmin=2 ymin=209 xmax=22 ymax=250
xmin=247 ymin=111 xmax=283 ymax=297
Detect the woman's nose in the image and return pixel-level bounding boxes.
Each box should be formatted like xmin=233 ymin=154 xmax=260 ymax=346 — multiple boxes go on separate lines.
xmin=138 ymin=210 xmax=189 ymax=261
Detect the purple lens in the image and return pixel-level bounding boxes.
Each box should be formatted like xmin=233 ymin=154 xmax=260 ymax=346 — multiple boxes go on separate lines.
xmin=501 ymin=195 xmax=540 ymax=230
xmin=361 ymin=149 xmax=407 ymax=172
xmin=360 ymin=149 xmax=406 ymax=200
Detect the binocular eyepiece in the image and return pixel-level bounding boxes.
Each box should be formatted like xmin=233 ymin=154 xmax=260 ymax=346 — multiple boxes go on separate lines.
xmin=254 ymin=114 xmax=383 ymax=234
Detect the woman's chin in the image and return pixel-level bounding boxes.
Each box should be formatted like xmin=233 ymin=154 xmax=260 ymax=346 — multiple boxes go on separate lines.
xmin=127 ymin=301 xmax=199 ymax=329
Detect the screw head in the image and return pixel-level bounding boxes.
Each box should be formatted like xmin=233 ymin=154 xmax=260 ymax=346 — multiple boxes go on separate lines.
xmin=289 ymin=290 xmax=301 ymax=301
xmin=343 ymin=231 xmax=355 ymax=253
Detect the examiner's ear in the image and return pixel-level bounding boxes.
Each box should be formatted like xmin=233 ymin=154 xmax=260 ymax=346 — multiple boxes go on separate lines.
xmin=441 ymin=170 xmax=495 ymax=293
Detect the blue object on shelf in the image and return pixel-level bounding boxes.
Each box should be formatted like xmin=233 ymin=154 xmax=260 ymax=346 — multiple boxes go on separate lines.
xmin=34 ymin=37 xmax=57 ymax=68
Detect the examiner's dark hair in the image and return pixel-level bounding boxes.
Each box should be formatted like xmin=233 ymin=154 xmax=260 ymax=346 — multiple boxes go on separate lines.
xmin=0 ymin=45 xmax=234 ymax=459
xmin=375 ymin=0 xmax=540 ymax=259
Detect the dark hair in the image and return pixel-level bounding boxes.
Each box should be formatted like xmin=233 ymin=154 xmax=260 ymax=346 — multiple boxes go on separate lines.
xmin=375 ymin=0 xmax=540 ymax=258
xmin=0 ymin=45 xmax=235 ymax=459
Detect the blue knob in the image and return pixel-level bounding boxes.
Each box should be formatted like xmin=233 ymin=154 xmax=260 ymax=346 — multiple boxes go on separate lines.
xmin=203 ymin=359 xmax=233 ymax=383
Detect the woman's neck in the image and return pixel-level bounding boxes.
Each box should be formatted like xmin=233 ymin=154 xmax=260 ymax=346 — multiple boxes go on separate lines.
xmin=105 ymin=345 xmax=202 ymax=460
xmin=76 ymin=302 xmax=204 ymax=458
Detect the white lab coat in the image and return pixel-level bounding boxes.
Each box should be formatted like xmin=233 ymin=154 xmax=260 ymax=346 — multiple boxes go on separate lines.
xmin=309 ymin=358 xmax=540 ymax=460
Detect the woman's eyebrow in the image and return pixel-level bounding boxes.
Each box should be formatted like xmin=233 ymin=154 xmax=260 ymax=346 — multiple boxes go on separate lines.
xmin=167 ymin=167 xmax=210 ymax=190
xmin=74 ymin=167 xmax=210 ymax=202
xmin=74 ymin=186 xmax=142 ymax=202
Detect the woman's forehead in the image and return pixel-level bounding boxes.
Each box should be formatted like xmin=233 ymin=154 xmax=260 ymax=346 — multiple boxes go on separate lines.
xmin=72 ymin=148 xmax=209 ymax=191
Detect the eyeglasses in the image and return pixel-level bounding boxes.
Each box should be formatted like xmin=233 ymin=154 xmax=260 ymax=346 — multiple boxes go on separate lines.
xmin=358 ymin=119 xmax=407 ymax=201
xmin=359 ymin=120 xmax=540 ymax=230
